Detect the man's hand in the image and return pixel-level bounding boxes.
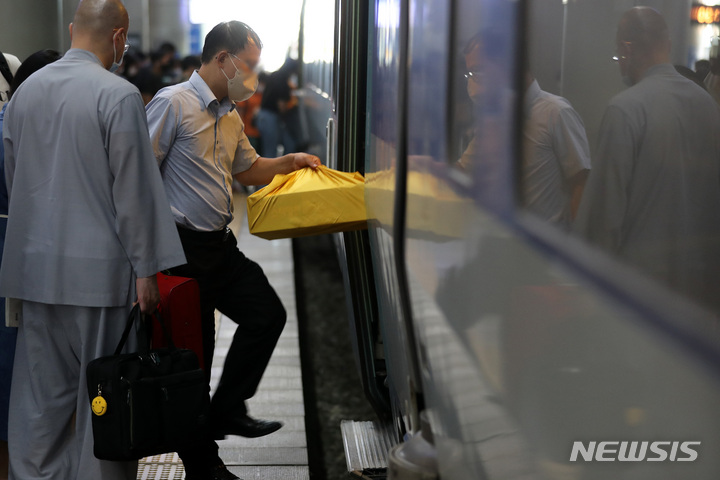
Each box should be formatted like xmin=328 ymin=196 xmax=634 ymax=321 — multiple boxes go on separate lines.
xmin=136 ymin=275 xmax=161 ymax=315
xmin=236 ymin=153 xmax=322 ymax=186
xmin=292 ymin=153 xmax=321 ymax=171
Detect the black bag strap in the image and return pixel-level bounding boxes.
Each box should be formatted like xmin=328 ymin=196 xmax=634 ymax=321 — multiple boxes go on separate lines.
xmin=0 ymin=53 xmax=14 ymax=87
xmin=113 ymin=304 xmax=175 ymax=356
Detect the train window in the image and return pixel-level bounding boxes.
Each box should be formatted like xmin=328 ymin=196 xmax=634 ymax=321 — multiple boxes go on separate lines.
xmin=523 ymin=1 xmax=720 ymax=316
xmin=447 ymin=0 xmax=517 ymax=215
xmin=302 ymin=0 xmax=337 ymax=98
xmin=521 ymin=0 xmax=595 ymax=229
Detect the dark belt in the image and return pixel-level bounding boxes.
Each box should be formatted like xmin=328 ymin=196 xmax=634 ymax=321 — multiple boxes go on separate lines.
xmin=176 ymin=225 xmax=232 ymax=242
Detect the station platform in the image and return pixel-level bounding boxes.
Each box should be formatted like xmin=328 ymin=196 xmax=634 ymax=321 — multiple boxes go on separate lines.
xmin=137 ymin=193 xmax=309 ymax=480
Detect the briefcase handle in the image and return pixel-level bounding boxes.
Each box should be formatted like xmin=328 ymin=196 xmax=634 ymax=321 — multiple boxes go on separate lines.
xmin=113 ymin=304 xmax=175 ymax=356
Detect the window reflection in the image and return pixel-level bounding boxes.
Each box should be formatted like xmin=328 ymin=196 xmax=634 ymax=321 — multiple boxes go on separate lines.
xmin=573 ymin=6 xmax=720 ymax=314
xmin=522 ymin=2 xmax=720 ymax=315
xmin=450 ymin=20 xmax=515 ymax=214
xmin=521 ymin=69 xmax=590 ymax=227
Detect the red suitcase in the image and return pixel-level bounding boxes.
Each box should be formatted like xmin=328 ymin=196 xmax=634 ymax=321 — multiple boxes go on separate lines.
xmin=153 ymin=272 xmax=205 ymax=370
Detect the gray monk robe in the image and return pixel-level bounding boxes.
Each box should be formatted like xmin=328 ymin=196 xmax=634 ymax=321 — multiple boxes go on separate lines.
xmin=0 ymin=49 xmax=186 ymax=480
xmin=575 ymin=64 xmax=720 ymax=313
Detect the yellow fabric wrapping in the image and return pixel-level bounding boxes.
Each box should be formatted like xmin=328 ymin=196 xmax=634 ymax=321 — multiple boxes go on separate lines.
xmin=365 ymin=168 xmax=469 ymax=240
xmin=246 ymin=165 xmax=367 ymax=240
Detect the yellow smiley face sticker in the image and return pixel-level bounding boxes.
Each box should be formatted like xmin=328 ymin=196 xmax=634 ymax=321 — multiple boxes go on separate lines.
xmin=92 ymin=396 xmax=108 ymax=416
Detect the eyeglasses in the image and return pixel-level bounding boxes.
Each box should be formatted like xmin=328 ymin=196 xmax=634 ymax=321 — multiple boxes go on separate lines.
xmin=229 ymin=53 xmax=258 ymax=73
xmin=464 ymin=70 xmax=484 ymax=82
xmin=613 ymin=41 xmax=631 ymax=62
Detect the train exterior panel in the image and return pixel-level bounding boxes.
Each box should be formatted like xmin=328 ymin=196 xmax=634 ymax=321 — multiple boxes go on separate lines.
xmin=300 ymin=0 xmax=720 ymax=478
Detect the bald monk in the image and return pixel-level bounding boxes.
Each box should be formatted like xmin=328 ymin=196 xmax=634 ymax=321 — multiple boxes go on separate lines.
xmin=575 ymin=6 xmax=720 ymax=313
xmin=0 ymin=0 xmax=185 ymax=478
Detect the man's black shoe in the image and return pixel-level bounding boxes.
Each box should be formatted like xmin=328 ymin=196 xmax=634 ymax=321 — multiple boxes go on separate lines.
xmin=185 ymin=464 xmax=241 ymax=480
xmin=212 ymin=415 xmax=283 ymax=439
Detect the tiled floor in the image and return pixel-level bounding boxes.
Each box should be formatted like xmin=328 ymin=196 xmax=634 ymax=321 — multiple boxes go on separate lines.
xmin=138 ymin=192 xmax=309 ymax=480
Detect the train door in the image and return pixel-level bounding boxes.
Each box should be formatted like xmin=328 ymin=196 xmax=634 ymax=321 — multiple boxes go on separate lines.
xmin=301 ymin=0 xmax=429 ymax=446
xmin=363 ymin=0 xmax=431 ymax=440
xmin=300 ymin=0 xmax=392 ymax=424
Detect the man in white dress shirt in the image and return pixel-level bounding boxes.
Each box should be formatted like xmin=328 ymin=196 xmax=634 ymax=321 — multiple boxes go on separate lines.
xmin=522 ymin=72 xmax=591 ymax=226
xmin=145 ymin=21 xmax=319 ymax=480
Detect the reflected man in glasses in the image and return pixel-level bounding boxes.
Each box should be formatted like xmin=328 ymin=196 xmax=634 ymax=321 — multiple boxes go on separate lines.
xmin=575 ymin=6 xmax=720 ymax=313
xmin=521 ymin=66 xmax=591 ymax=227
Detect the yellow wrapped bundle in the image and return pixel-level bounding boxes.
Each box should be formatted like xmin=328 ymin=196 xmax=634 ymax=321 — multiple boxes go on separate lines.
xmin=246 ymin=165 xmax=367 ymax=240
xmin=365 ymin=168 xmax=469 ymax=240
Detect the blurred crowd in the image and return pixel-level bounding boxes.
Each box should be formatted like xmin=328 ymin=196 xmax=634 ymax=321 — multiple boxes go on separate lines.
xmin=116 ymin=42 xmax=198 ymax=104
xmin=117 ymin=42 xmax=304 ymax=161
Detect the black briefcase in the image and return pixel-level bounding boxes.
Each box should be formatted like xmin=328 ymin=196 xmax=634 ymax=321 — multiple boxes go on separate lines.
xmin=86 ymin=304 xmax=207 ymax=460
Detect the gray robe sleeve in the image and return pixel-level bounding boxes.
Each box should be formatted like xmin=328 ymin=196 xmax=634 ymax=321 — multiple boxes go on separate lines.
xmin=574 ymin=104 xmax=635 ymax=252
xmin=106 ymin=94 xmax=186 ymax=278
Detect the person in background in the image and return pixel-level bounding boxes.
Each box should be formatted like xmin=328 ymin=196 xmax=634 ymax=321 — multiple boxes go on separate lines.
xmin=156 ymin=42 xmax=179 ymax=84
xmin=118 ymin=46 xmax=144 ymax=84
xmin=180 ymin=54 xmax=202 ymax=82
xmin=133 ymin=41 xmax=177 ymax=104
xmin=0 ymin=46 xmax=62 ymax=480
xmin=674 ymin=64 xmax=706 ymax=89
xmin=145 ymin=20 xmax=320 ymax=480
xmin=0 ymin=1 xmax=186 ymax=479
xmin=235 ymin=70 xmax=267 ymax=151
xmin=0 ymin=52 xmax=20 ymax=107
xmin=695 ymin=58 xmax=710 ymax=80
xmin=705 ymin=37 xmax=720 ymax=103
xmin=575 ymin=6 xmax=720 ymax=313
xmin=256 ymin=57 xmax=300 ymax=157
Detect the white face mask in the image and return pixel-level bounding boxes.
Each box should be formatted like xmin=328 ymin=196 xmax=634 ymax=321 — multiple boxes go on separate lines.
xmin=110 ymin=31 xmax=127 ymax=73
xmin=222 ymin=54 xmax=258 ymax=102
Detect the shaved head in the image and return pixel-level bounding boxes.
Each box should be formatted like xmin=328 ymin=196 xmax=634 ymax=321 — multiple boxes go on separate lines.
xmin=72 ymin=0 xmax=128 ymax=38
xmin=617 ymin=6 xmax=670 ymax=58
xmin=614 ymin=6 xmax=671 ymax=84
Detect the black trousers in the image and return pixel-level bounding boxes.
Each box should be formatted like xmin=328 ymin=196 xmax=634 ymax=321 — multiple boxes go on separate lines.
xmin=172 ymin=226 xmax=286 ymax=473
